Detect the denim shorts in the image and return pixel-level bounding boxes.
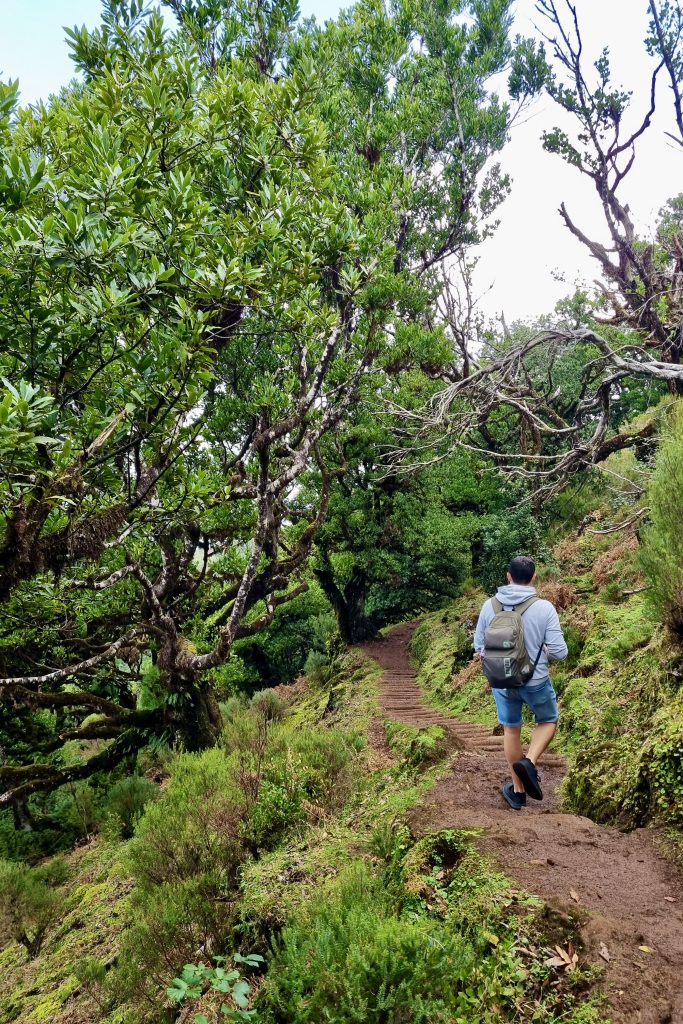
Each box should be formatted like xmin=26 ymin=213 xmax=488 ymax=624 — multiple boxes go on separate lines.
xmin=492 ymin=678 xmax=559 ymax=728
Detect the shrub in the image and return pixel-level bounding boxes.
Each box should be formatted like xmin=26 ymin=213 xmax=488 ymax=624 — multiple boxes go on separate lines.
xmin=114 ymin=750 xmax=251 ymax=1002
xmin=126 ymin=749 xmax=247 ymax=895
xmin=104 ymin=775 xmax=159 ymax=839
xmin=116 ymin=876 xmax=242 ymax=999
xmin=245 ymin=778 xmax=306 ymax=850
xmin=52 ymin=779 xmax=102 ymax=840
xmin=287 ymin=729 xmax=354 ymax=806
xmin=220 ymin=695 xmax=249 ymax=724
xmin=0 ymin=858 xmax=65 ymax=957
xmin=258 ymin=862 xmax=476 ymax=1024
xmin=302 ymin=649 xmax=331 ymax=677
xmin=640 ymin=403 xmax=683 ymax=635
xmin=117 ymin=716 xmax=357 ymax=1000
xmin=241 ymin=727 xmax=355 ymax=849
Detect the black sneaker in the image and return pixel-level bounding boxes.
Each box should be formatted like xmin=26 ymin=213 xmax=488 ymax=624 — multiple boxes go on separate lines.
xmin=513 ymin=757 xmax=543 ymax=800
xmin=502 ymin=782 xmax=526 ymax=810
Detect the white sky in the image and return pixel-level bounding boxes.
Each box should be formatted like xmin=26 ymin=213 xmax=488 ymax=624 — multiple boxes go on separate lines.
xmin=1 ymin=0 xmax=681 ymax=323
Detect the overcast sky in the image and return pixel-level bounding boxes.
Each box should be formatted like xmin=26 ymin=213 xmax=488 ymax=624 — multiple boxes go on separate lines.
xmin=2 ymin=0 xmax=681 ymax=323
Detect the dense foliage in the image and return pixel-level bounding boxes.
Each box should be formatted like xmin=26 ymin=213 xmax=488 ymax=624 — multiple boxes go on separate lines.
xmin=0 ymin=0 xmax=520 ymax=812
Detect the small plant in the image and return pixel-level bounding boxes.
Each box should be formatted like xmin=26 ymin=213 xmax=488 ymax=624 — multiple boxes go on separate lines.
xmin=167 ymin=953 xmax=264 ymax=1022
xmin=302 ymin=649 xmax=331 ymax=677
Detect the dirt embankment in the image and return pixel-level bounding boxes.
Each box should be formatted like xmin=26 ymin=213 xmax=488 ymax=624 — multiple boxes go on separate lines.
xmin=364 ymin=622 xmax=683 ymax=1024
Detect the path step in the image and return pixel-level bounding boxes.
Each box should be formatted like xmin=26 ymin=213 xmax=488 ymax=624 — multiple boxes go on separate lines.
xmin=366 ymin=629 xmax=565 ymax=769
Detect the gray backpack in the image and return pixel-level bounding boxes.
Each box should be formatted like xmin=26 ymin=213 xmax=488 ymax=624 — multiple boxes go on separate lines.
xmin=481 ymin=596 xmax=543 ymax=688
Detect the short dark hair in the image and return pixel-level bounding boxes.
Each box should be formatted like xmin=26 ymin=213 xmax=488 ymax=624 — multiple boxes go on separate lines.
xmin=508 ymin=556 xmax=535 ymax=585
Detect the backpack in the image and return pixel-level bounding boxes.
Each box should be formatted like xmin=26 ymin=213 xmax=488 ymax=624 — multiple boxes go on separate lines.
xmin=481 ymin=596 xmax=543 ymax=688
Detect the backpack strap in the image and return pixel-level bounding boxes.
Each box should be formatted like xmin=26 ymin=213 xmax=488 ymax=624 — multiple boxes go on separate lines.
xmin=515 ymin=596 xmax=540 ymax=616
xmin=490 ymin=595 xmax=539 ymax=615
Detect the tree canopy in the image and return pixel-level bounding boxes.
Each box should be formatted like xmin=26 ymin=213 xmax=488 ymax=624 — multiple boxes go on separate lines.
xmin=0 ymin=0 xmax=521 ymax=810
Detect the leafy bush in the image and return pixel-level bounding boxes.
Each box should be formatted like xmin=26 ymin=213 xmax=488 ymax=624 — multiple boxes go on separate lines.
xmin=116 ymin=711 xmax=357 ymax=1000
xmin=51 ymin=780 xmax=102 ymax=840
xmin=475 ymin=507 xmax=545 ymax=593
xmin=302 ymin=649 xmax=331 ymax=677
xmin=259 ymin=863 xmax=477 ymax=1024
xmin=126 ymin=749 xmax=247 ymax=895
xmin=0 ymin=859 xmax=65 ymax=957
xmin=104 ymin=775 xmax=159 ymax=839
xmin=640 ymin=404 xmax=683 ymax=635
xmin=241 ymin=726 xmax=355 ymax=849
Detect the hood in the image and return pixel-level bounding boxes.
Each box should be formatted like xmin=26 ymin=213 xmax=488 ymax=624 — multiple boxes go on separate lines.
xmin=494 ymin=583 xmax=537 ymax=607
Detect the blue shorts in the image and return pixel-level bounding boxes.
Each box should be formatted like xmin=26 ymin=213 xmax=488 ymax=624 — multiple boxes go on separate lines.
xmin=492 ymin=679 xmax=559 ymax=728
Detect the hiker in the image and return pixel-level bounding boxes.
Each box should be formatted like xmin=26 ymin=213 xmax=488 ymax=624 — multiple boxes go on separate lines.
xmin=473 ymin=556 xmax=568 ymax=810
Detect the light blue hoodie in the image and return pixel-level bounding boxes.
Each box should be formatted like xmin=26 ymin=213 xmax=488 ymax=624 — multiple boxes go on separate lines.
xmin=473 ymin=584 xmax=568 ymax=686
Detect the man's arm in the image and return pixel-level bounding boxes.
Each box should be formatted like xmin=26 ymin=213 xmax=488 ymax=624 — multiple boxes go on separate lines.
xmin=545 ymin=605 xmax=568 ymax=661
xmin=473 ymin=601 xmax=491 ymax=655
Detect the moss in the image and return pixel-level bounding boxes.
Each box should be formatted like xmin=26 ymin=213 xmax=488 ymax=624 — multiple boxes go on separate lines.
xmin=0 ymin=842 xmax=133 ymax=1024
xmin=25 ymin=980 xmax=78 ymax=1023
xmin=286 ymin=650 xmax=382 ymax=737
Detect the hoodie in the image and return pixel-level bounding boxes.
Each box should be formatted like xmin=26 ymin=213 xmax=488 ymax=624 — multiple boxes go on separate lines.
xmin=473 ymin=584 xmax=568 ymax=686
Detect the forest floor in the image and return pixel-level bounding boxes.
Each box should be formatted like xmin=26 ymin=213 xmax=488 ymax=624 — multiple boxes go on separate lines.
xmin=363 ymin=622 xmax=683 ymax=1024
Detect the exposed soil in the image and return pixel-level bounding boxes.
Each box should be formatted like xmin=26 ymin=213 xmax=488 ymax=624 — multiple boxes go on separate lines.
xmin=363 ymin=622 xmax=683 ymax=1024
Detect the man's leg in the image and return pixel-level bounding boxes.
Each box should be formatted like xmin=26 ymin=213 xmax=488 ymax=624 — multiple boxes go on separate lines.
xmin=513 ymin=682 xmax=560 ymax=801
xmin=526 ymin=721 xmax=557 ymax=764
xmin=503 ymin=726 xmax=525 ymax=792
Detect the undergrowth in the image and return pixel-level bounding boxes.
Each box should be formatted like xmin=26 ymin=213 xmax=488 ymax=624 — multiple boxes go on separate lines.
xmin=0 ymin=646 xmax=603 ymax=1024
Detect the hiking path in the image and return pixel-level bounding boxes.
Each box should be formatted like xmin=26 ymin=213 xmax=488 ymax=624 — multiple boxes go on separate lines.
xmin=363 ymin=622 xmax=683 ymax=1024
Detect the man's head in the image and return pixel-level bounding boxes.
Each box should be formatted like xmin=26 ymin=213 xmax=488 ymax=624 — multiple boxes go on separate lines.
xmin=507 ymin=555 xmax=536 ymax=585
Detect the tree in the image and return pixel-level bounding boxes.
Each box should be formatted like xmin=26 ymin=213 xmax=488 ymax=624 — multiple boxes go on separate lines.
xmin=392 ymin=1 xmax=683 ymax=498
xmin=0 ymin=4 xmax=375 ymax=807
xmin=0 ymin=0 xmax=520 ymax=808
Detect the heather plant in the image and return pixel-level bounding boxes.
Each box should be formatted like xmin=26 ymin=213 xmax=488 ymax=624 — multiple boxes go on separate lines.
xmin=104 ymin=775 xmax=159 ymax=839
xmin=0 ymin=859 xmax=65 ymax=958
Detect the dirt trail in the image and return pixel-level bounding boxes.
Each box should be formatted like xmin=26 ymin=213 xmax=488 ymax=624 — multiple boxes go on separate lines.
xmin=363 ymin=622 xmax=683 ymax=1024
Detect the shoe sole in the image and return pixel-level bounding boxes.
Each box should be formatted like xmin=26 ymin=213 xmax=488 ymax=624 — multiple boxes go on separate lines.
xmin=514 ymin=759 xmax=543 ymax=800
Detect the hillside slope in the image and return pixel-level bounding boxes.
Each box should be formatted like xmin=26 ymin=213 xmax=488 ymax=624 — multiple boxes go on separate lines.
xmin=365 ymin=622 xmax=683 ymax=1024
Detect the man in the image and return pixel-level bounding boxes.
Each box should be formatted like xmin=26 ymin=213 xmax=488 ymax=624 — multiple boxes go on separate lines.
xmin=473 ymin=555 xmax=568 ymax=810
